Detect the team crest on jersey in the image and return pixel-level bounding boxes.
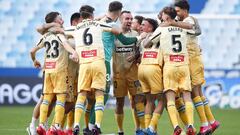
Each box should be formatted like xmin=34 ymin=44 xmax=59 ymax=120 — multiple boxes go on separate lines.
xmin=170 ymin=55 xmax=184 ymax=62
xmin=143 ymin=51 xmax=158 ymax=58
xmin=81 ymin=49 xmax=97 ymax=58
xmin=115 ymin=46 xmax=133 ymax=53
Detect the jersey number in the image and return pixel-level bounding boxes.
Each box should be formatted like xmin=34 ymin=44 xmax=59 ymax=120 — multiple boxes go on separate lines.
xmin=45 ymin=40 xmax=59 ymax=58
xmin=172 ymin=35 xmax=182 ymax=53
xmin=83 ymin=28 xmax=93 ymax=45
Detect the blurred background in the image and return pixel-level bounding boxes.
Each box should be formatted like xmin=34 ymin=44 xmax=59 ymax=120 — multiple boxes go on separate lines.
xmin=0 ymin=0 xmax=240 ymax=108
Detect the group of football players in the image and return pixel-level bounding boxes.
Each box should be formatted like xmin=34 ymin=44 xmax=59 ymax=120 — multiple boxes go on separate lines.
xmin=27 ymin=0 xmax=220 ymax=135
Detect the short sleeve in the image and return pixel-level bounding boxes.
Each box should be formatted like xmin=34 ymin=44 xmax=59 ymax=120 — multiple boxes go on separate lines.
xmin=36 ymin=37 xmax=44 ymax=48
xmin=183 ymin=17 xmax=195 ymax=25
xmin=56 ymin=34 xmax=67 ymax=44
xmin=99 ymin=21 xmax=112 ymax=32
xmin=64 ymin=26 xmax=75 ymax=36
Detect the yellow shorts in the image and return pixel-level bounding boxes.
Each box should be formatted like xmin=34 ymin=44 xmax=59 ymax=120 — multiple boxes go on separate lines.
xmin=138 ymin=64 xmax=163 ymax=94
xmin=113 ymin=64 xmax=142 ymax=97
xmin=43 ymin=69 xmax=68 ymax=94
xmin=78 ymin=59 xmax=106 ymax=92
xmin=163 ymin=65 xmax=191 ymax=93
xmin=189 ymin=55 xmax=205 ymax=86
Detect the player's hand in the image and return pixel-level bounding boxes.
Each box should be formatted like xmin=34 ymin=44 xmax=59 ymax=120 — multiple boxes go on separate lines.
xmin=50 ymin=22 xmax=61 ymax=28
xmin=139 ymin=32 xmax=147 ymax=40
xmin=49 ymin=27 xmax=64 ymax=34
xmin=126 ymin=55 xmax=135 ymax=62
xmin=70 ymin=52 xmax=79 ymax=63
xmin=33 ymin=60 xmax=41 ymax=68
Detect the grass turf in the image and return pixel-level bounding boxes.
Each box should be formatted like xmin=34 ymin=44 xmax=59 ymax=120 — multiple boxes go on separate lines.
xmin=0 ymin=106 xmax=239 ymax=135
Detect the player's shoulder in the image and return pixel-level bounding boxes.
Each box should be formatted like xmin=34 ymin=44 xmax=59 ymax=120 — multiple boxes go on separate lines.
xmin=183 ymin=16 xmax=196 ymax=24
xmin=131 ymin=30 xmax=139 ymax=36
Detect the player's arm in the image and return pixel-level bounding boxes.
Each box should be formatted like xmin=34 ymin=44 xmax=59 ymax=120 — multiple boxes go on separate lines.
xmin=36 ymin=22 xmax=61 ymax=35
xmin=57 ymin=34 xmax=78 ymax=62
xmin=162 ymin=20 xmax=193 ymax=29
xmin=143 ymin=27 xmax=161 ymax=48
xmin=116 ymin=32 xmax=147 ymax=45
xmin=30 ymin=38 xmax=44 ymax=68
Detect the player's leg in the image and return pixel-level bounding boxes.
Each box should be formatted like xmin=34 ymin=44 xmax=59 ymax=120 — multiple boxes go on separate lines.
xmin=200 ymin=90 xmax=220 ymax=133
xmin=88 ymin=60 xmax=111 ymax=131
xmin=27 ymin=94 xmax=43 ymax=135
xmin=73 ymin=91 xmax=87 ymax=135
xmin=147 ymin=93 xmax=165 ymax=135
xmin=73 ymin=62 xmax=92 ymax=135
xmin=190 ymin=56 xmax=212 ymax=134
xmin=83 ymin=95 xmax=95 ymax=134
xmin=182 ymin=91 xmax=195 ymax=135
xmin=92 ymin=89 xmax=105 ymax=134
xmin=165 ymin=90 xmax=182 ymax=135
xmin=129 ymin=94 xmax=140 ymax=131
xmin=115 ymin=97 xmax=125 ymax=134
xmin=37 ymin=93 xmax=55 ymax=135
xmin=134 ymin=94 xmax=145 ymax=131
xmin=144 ymin=93 xmax=154 ymax=129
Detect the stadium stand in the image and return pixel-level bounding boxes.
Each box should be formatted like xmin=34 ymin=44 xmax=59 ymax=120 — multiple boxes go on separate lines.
xmin=0 ymin=0 xmax=240 ymax=69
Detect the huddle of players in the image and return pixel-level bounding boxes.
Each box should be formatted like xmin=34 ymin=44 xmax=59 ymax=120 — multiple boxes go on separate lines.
xmin=29 ymin=0 xmax=220 ymax=135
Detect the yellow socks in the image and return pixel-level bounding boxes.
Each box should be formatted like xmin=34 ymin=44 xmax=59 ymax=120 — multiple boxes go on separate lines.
xmin=115 ymin=113 xmax=124 ymax=132
xmin=167 ymin=101 xmax=179 ymax=128
xmin=149 ymin=113 xmax=160 ymax=131
xmin=185 ymin=102 xmax=194 ymax=126
xmin=40 ymin=94 xmax=54 ymax=124
xmin=176 ymin=97 xmax=188 ymax=126
xmin=74 ymin=95 xmax=86 ymax=126
xmin=145 ymin=114 xmax=152 ymax=128
xmin=201 ymin=96 xmax=215 ymax=123
xmin=95 ymin=95 xmax=104 ymax=128
xmin=193 ymin=96 xmax=208 ymax=126
xmin=135 ymin=102 xmax=145 ymax=129
xmin=55 ymin=94 xmax=66 ymax=128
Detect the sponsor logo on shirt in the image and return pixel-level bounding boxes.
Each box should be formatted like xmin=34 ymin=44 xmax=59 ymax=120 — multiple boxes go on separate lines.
xmin=143 ymin=51 xmax=158 ymax=58
xmin=115 ymin=47 xmax=133 ymax=53
xmin=81 ymin=49 xmax=97 ymax=58
xmin=45 ymin=62 xmax=56 ymax=69
xmin=170 ymin=55 xmax=184 ymax=62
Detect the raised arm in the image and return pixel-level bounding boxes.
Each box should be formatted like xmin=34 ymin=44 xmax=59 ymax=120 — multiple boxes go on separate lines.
xmin=36 ymin=22 xmax=61 ymax=35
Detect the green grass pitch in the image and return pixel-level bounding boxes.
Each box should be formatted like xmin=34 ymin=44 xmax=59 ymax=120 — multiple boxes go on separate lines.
xmin=0 ymin=106 xmax=239 ymax=135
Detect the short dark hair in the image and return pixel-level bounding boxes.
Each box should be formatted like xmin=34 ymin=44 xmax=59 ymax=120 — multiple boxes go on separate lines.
xmin=70 ymin=12 xmax=81 ymax=25
xmin=108 ymin=1 xmax=123 ymax=12
xmin=120 ymin=10 xmax=131 ymax=15
xmin=45 ymin=12 xmax=60 ymax=23
xmin=162 ymin=7 xmax=177 ymax=19
xmin=134 ymin=15 xmax=144 ymax=25
xmin=144 ymin=18 xmax=159 ymax=32
xmin=174 ymin=0 xmax=190 ymax=11
xmin=79 ymin=5 xmax=95 ymax=19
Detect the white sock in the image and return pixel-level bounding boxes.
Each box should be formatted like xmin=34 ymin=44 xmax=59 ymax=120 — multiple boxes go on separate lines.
xmin=202 ymin=122 xmax=209 ymax=127
xmin=31 ymin=117 xmax=37 ymax=126
xmin=96 ymin=123 xmax=100 ymax=128
xmin=210 ymin=121 xmax=215 ymax=124
xmin=74 ymin=123 xmax=79 ymax=128
xmin=54 ymin=124 xmax=61 ymax=130
xmin=88 ymin=123 xmax=95 ymax=130
xmin=149 ymin=126 xmax=155 ymax=132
